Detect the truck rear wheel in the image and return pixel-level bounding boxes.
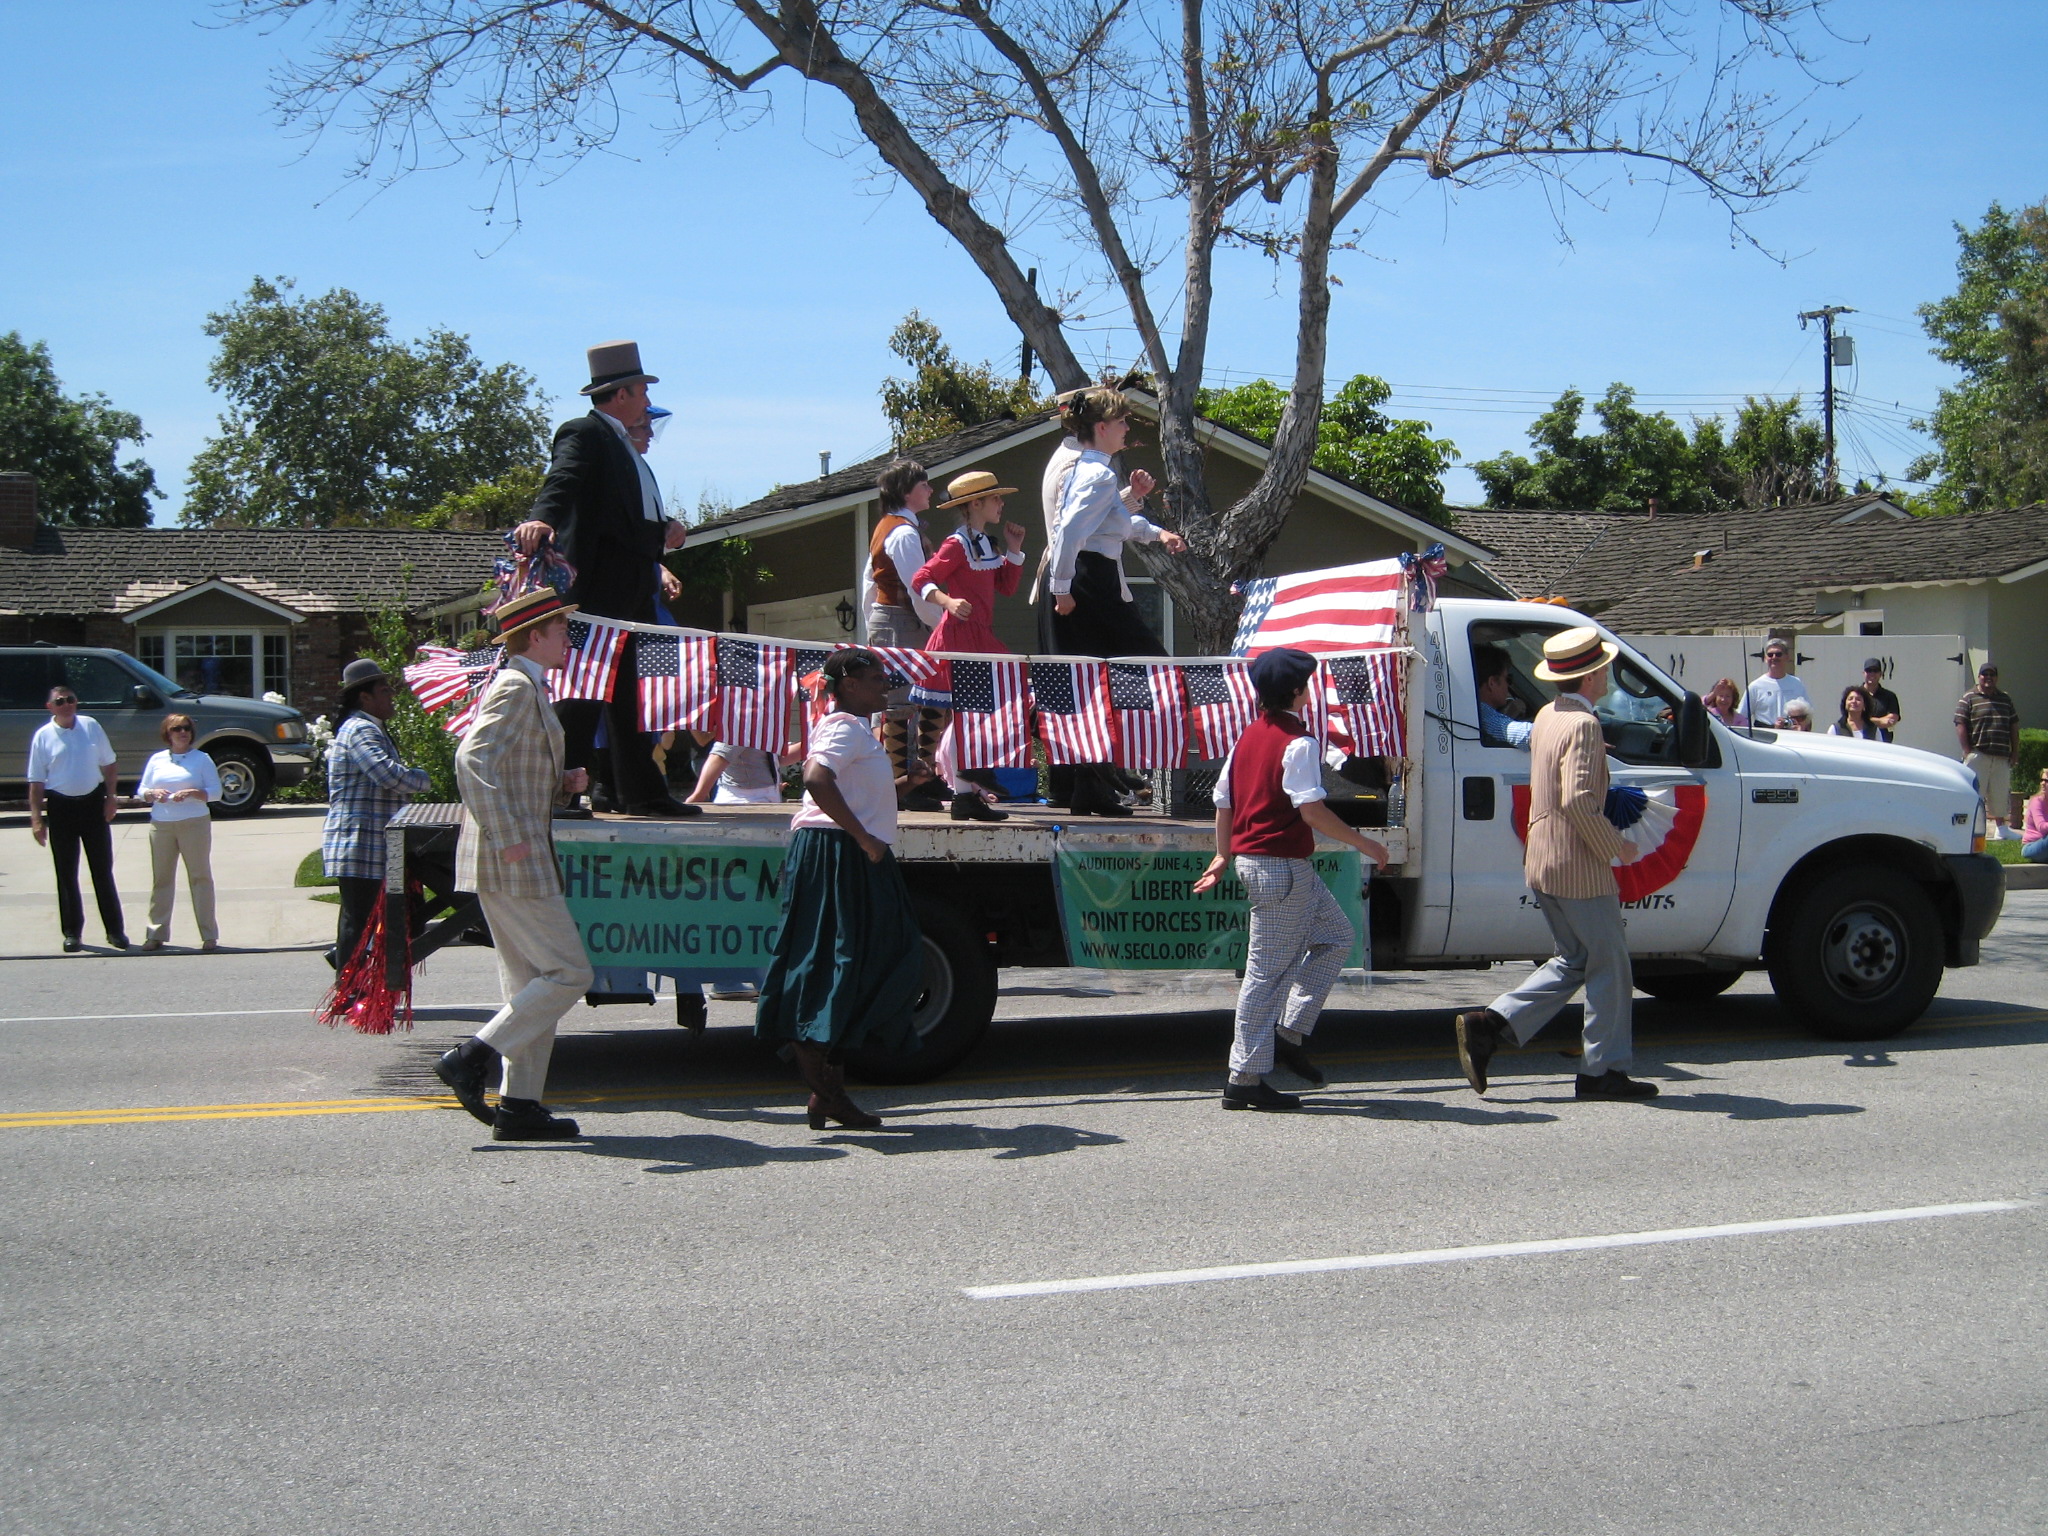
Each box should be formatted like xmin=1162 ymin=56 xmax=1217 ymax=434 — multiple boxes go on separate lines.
xmin=843 ymin=896 xmax=997 ymax=1085
xmin=1635 ymin=971 xmax=1740 ymax=1004
xmin=1766 ymin=864 xmax=1943 ymax=1040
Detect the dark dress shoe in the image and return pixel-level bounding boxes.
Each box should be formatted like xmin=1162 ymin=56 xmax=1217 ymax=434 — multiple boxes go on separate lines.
xmin=589 ymin=785 xmax=617 ymax=814
xmin=950 ymin=791 xmax=1009 ymax=823
xmin=1576 ymin=1070 xmax=1660 ymax=1100
xmin=62 ymin=936 xmax=82 ymax=953
xmin=108 ymin=934 xmax=130 ymax=951
xmin=1222 ymin=1079 xmax=1303 ymax=1112
xmin=1454 ymin=1007 xmax=1511 ymax=1095
xmin=433 ymin=1039 xmax=500 ymax=1126
xmin=553 ymin=801 xmax=594 ymax=820
xmin=492 ymin=1098 xmax=581 ymax=1140
xmin=1273 ymin=1036 xmax=1326 ymax=1087
xmin=629 ymin=796 xmax=702 ymax=818
xmin=902 ymin=781 xmax=949 ymax=813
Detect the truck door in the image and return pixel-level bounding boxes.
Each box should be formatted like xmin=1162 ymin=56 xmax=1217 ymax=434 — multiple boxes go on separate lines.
xmin=1444 ymin=622 xmax=1741 ymax=959
xmin=58 ymin=654 xmax=155 ymax=780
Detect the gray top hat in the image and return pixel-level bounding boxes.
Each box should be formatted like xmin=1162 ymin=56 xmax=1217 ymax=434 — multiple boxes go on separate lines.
xmin=581 ymin=340 xmax=660 ymax=397
xmin=340 ymin=658 xmax=389 ymax=692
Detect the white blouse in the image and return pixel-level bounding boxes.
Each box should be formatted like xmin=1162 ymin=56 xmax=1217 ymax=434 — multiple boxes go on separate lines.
xmin=1045 ymin=447 xmax=1164 ymax=598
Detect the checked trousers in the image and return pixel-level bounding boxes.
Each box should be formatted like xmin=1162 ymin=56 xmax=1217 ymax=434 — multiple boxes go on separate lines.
xmin=1229 ymin=854 xmax=1354 ymax=1078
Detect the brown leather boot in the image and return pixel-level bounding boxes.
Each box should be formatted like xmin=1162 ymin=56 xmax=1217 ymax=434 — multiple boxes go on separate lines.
xmin=791 ymin=1044 xmax=882 ymax=1130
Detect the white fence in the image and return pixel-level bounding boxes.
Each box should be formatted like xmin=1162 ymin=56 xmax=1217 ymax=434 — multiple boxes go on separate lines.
xmin=1621 ymin=633 xmax=1973 ymax=759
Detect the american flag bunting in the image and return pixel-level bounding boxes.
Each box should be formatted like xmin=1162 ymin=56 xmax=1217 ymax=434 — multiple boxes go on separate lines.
xmin=1030 ymin=660 xmax=1115 ymax=765
xmin=1181 ymin=661 xmax=1257 ymax=759
xmin=714 ymin=637 xmax=796 ymax=753
xmin=1108 ymin=661 xmax=1186 ymax=769
xmin=949 ymin=658 xmax=1032 ymax=768
xmin=635 ymin=631 xmax=718 ymax=733
xmin=545 ymin=617 xmax=628 ymax=703
xmin=1322 ymin=650 xmax=1406 ymax=758
xmin=406 ymin=643 xmax=502 ymax=729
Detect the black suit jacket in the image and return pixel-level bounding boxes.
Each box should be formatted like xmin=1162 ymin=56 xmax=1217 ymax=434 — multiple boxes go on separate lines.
xmin=529 ymin=411 xmax=669 ymax=622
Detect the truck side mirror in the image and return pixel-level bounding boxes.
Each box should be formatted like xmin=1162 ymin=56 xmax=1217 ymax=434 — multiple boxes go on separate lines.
xmin=1677 ymin=691 xmax=1709 ymax=765
xmin=129 ymin=684 xmax=160 ymax=709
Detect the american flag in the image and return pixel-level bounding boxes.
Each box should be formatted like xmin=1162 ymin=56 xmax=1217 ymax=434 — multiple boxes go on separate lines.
xmin=635 ymin=631 xmax=718 ymax=733
xmin=864 ymin=645 xmax=942 ymax=691
xmin=406 ymin=643 xmax=502 ymax=716
xmin=1109 ymin=662 xmax=1186 ymax=769
xmin=1323 ymin=650 xmax=1406 ymax=758
xmin=545 ymin=617 xmax=628 ymax=703
xmin=1232 ymin=557 xmax=1406 ymax=655
xmin=1030 ymin=660 xmax=1114 ymax=765
xmin=1182 ymin=661 xmax=1257 ymax=758
xmin=793 ymin=647 xmax=836 ymax=746
xmin=949 ymin=658 xmax=1032 ymax=768
xmin=714 ymin=637 xmax=795 ymax=753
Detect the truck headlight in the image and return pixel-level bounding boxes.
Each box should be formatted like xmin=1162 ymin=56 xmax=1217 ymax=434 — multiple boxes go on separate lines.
xmin=275 ymin=721 xmax=307 ymax=743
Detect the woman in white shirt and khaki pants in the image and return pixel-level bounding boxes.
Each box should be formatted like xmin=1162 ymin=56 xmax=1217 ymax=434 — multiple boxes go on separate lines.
xmin=137 ymin=714 xmax=223 ymax=951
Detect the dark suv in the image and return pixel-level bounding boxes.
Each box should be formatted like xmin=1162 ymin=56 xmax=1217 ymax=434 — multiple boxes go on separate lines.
xmin=0 ymin=646 xmax=313 ymax=815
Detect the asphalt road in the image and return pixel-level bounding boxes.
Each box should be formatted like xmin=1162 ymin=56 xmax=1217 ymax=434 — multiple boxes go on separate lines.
xmin=3 ymin=897 xmax=2045 ymax=1535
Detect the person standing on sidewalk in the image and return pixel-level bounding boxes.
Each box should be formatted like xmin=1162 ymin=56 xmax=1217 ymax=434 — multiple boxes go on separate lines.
xmin=1454 ymin=627 xmax=1659 ymax=1102
xmin=433 ymin=589 xmax=595 ymax=1142
xmin=26 ymin=683 xmax=126 ymax=952
xmin=322 ymin=659 xmax=436 ymax=973
xmin=1194 ymin=648 xmax=1389 ymax=1112
xmin=137 ymin=715 xmax=221 ymax=952
xmin=1956 ymin=661 xmax=2021 ymax=838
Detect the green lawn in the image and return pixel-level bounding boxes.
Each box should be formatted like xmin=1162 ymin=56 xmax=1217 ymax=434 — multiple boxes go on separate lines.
xmin=295 ymin=850 xmax=341 ymax=903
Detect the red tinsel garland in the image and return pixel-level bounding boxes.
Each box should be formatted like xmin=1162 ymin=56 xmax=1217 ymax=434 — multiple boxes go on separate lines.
xmin=315 ymin=885 xmax=416 ymax=1035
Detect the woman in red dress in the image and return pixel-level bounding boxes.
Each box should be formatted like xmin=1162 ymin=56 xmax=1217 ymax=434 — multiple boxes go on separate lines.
xmin=909 ymin=470 xmax=1027 ymax=822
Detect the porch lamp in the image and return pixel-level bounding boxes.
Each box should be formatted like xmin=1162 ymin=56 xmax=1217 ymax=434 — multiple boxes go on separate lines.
xmin=835 ymin=596 xmax=857 ymax=634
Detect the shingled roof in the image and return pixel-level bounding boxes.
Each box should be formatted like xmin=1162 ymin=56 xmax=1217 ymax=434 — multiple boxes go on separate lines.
xmin=0 ymin=525 xmax=501 ymax=619
xmin=1452 ymin=497 xmax=2048 ymax=632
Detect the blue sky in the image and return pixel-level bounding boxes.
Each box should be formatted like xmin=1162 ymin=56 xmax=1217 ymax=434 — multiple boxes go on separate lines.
xmin=3 ymin=0 xmax=2044 ymax=522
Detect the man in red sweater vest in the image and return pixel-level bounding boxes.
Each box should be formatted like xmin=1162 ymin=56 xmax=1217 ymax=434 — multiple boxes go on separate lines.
xmin=1195 ymin=648 xmax=1389 ymax=1111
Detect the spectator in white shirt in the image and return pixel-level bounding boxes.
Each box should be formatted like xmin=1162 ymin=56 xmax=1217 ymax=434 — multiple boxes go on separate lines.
xmin=26 ymin=683 xmax=127 ymax=952
xmin=136 ymin=714 xmax=224 ymax=951
xmin=1742 ymin=639 xmax=1810 ymax=728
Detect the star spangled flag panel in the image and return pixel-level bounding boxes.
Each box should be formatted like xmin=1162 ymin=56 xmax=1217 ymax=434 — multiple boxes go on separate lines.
xmin=1109 ymin=661 xmax=1186 ymax=769
xmin=1030 ymin=660 xmax=1114 ymax=765
xmin=949 ymin=658 xmax=1032 ymax=768
xmin=545 ymin=617 xmax=627 ymax=703
xmin=714 ymin=636 xmax=796 ymax=753
xmin=792 ymin=647 xmax=836 ymax=746
xmin=635 ymin=631 xmax=718 ymax=733
xmin=406 ymin=643 xmax=502 ymax=715
xmin=1323 ymin=650 xmax=1406 ymax=758
xmin=1232 ymin=558 xmax=1405 ymax=655
xmin=1182 ymin=661 xmax=1257 ymax=759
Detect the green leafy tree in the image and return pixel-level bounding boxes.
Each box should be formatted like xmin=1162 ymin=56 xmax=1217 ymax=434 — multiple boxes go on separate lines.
xmin=880 ymin=313 xmax=1040 ymax=448
xmin=1472 ymin=385 xmax=1829 ymax=513
xmin=1195 ymin=375 xmax=1457 ymax=518
xmin=1910 ymin=201 xmax=2048 ymax=510
xmin=0 ymin=333 xmax=160 ymax=526
xmin=185 ymin=277 xmax=550 ymax=528
xmin=418 ymin=464 xmax=546 ymax=531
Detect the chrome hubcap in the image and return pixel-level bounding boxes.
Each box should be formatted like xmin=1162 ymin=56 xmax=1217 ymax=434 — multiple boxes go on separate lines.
xmin=1822 ymin=905 xmax=1904 ymax=997
xmin=217 ymin=760 xmax=256 ymax=806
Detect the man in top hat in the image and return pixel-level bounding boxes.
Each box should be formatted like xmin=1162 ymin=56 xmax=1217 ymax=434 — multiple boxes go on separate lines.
xmin=511 ymin=341 xmax=697 ymax=819
xmin=433 ymin=588 xmax=595 ymax=1141
xmin=320 ymin=658 xmax=455 ymax=972
xmin=1453 ymin=627 xmax=1660 ymax=1101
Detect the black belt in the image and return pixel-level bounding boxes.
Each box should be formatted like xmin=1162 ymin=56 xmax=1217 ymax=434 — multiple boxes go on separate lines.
xmin=44 ymin=786 xmax=107 ymax=802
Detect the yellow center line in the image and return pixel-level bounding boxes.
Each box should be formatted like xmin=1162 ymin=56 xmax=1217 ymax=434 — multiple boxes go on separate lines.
xmin=4 ymin=1008 xmax=2043 ymax=1131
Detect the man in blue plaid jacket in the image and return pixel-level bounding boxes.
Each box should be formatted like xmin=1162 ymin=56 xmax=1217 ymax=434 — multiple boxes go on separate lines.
xmin=321 ymin=659 xmax=454 ymax=971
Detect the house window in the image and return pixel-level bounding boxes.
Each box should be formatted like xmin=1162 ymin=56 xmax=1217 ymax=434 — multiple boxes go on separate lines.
xmin=1126 ymin=578 xmax=1176 ymax=653
xmin=136 ymin=630 xmax=291 ymax=700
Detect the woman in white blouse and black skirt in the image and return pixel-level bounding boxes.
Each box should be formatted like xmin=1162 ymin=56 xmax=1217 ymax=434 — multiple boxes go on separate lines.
xmin=1044 ymin=387 xmax=1187 ymax=812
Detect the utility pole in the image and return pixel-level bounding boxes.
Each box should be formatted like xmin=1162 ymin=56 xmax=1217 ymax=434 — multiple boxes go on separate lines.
xmin=1020 ymin=268 xmax=1038 ymax=385
xmin=1798 ymin=305 xmax=1856 ymax=494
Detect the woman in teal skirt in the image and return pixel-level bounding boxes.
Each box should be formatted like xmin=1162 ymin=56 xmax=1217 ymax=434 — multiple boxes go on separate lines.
xmin=756 ymin=648 xmax=928 ymax=1128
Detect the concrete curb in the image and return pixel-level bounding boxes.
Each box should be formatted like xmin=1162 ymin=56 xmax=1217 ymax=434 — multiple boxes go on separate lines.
xmin=2005 ymin=862 xmax=2048 ymax=891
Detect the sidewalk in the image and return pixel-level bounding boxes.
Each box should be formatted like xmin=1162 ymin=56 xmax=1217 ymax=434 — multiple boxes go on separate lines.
xmin=0 ymin=806 xmax=338 ymax=957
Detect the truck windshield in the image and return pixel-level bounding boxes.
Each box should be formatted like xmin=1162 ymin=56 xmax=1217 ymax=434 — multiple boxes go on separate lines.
xmin=1594 ymin=652 xmax=1683 ymax=764
xmin=126 ymin=658 xmax=199 ymax=700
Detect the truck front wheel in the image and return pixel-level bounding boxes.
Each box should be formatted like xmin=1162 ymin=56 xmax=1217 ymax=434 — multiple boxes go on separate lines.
xmin=1766 ymin=864 xmax=1943 ymax=1039
xmin=842 ymin=896 xmax=997 ymax=1085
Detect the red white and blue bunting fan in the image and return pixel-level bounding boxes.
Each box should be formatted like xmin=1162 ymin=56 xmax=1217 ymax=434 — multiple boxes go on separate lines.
xmin=1510 ymin=782 xmax=1708 ymax=901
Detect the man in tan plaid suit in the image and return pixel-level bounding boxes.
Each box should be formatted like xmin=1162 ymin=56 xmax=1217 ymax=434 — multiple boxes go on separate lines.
xmin=433 ymin=588 xmax=595 ymax=1141
xmin=1453 ymin=627 xmax=1660 ymax=1102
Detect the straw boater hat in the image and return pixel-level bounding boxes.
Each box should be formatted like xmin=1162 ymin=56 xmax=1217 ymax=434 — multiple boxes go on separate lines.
xmin=495 ymin=587 xmax=579 ymax=640
xmin=936 ymin=470 xmax=1017 ymax=510
xmin=1533 ymin=625 xmax=1619 ymax=682
xmin=579 ymin=340 xmax=659 ymax=397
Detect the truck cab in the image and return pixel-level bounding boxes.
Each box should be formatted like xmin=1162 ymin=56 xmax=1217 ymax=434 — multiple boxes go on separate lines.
xmin=1396 ymin=600 xmax=2004 ymax=1037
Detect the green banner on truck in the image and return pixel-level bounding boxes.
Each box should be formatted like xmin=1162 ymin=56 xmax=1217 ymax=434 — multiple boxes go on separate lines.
xmin=1052 ymin=840 xmax=1366 ymax=971
xmin=555 ymin=835 xmax=787 ymax=970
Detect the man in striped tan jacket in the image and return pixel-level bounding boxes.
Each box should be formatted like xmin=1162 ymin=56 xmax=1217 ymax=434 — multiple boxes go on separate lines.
xmin=1454 ymin=627 xmax=1659 ymax=1102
